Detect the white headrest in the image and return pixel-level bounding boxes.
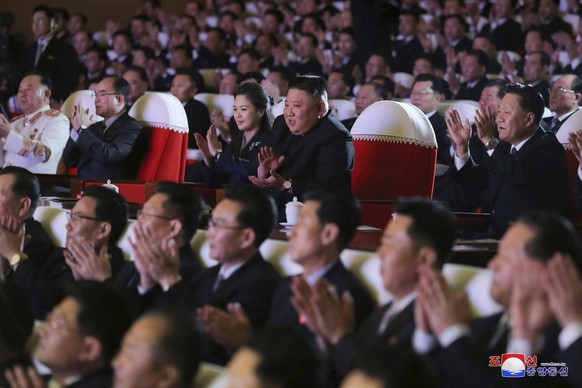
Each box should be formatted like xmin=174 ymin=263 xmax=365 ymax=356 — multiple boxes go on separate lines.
xmin=393 ymin=72 xmax=415 ymax=89
xmin=445 ymin=100 xmax=480 ymax=125
xmin=351 ymin=100 xmax=437 ymax=148
xmin=129 ymin=92 xmax=189 ymax=133
xmin=556 ymin=109 xmax=582 ymax=146
xmin=60 ymin=90 xmax=102 ymax=122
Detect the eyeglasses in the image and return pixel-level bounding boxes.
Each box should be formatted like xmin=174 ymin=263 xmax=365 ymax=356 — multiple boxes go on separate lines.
xmin=95 ymin=91 xmax=120 ymax=98
xmin=136 ymin=209 xmax=174 ymax=221
xmin=207 ymin=219 xmax=244 ymax=230
xmin=67 ymin=212 xmax=101 ymax=223
xmin=410 ymin=90 xmax=438 ymax=96
xmin=548 ymin=86 xmax=575 ymax=94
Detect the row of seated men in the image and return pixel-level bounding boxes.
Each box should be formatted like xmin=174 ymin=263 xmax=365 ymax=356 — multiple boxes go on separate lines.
xmin=0 ymin=164 xmax=581 ymax=387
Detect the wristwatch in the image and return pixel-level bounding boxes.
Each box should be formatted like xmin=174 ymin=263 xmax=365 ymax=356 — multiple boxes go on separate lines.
xmin=283 ymin=179 xmax=292 ymax=191
xmin=8 ymin=251 xmax=25 ymax=267
xmin=485 ymin=139 xmax=499 ymax=151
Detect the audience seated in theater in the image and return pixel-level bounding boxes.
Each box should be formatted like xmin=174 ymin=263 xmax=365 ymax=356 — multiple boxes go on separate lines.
xmin=112 ymin=307 xmax=203 ymax=388
xmin=538 ymin=0 xmax=573 ymax=41
xmin=288 ymin=33 xmax=324 ymax=77
xmin=363 ymin=54 xmax=390 ymax=86
xmin=227 ymin=327 xmax=322 ymax=388
xmin=14 ymin=185 xmax=129 ymax=319
xmin=192 ymin=27 xmax=231 ymax=70
xmin=414 ymin=211 xmax=582 ymax=388
xmin=327 ymin=69 xmax=355 ymax=100
xmin=545 ymin=74 xmax=582 ymax=133
xmin=236 ymin=48 xmax=261 ymax=75
xmin=249 ymin=75 xmax=354 ymax=217
xmin=0 ymin=71 xmax=69 ymax=174
xmin=472 ymin=33 xmax=502 ymax=75
xmin=482 ymin=0 xmax=524 ymax=53
xmin=0 ymin=280 xmax=34 ymax=388
xmin=115 ymin=182 xmax=204 ymax=316
xmin=0 ymin=167 xmax=54 ymax=282
xmin=6 ymin=281 xmax=132 ymax=388
xmin=392 ymin=12 xmax=424 ymax=75
xmin=451 ymin=50 xmax=489 ymax=101
xmin=194 ymin=82 xmax=273 ymax=186
xmin=334 ymin=28 xmax=360 ymax=77
xmin=341 ymin=81 xmax=386 ymax=131
xmin=24 ymin=5 xmax=81 ymax=105
xmin=83 ymin=48 xmax=108 ymax=89
xmin=266 ymin=67 xmax=291 ymax=105
xmin=170 ymin=68 xmax=211 ymax=150
xmin=122 ymin=66 xmax=149 ymax=108
xmin=448 ymin=83 xmax=568 ymax=238
xmin=523 ymin=51 xmax=551 ymax=107
xmin=63 ymin=75 xmax=145 ymax=180
xmin=562 ymin=39 xmax=582 ymax=76
xmin=179 ymin=185 xmax=281 ymax=365
xmin=109 ymin=30 xmax=134 ymax=76
xmin=294 ymin=198 xmax=454 ymax=381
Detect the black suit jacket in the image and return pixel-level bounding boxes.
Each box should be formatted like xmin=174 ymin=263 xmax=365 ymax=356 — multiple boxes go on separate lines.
xmin=539 ymin=18 xmax=573 ymax=41
xmin=330 ymin=301 xmax=415 ymax=379
xmin=270 ymin=112 xmax=354 ymax=216
xmin=341 ymin=117 xmax=357 ymax=132
xmin=533 ymin=80 xmax=550 ymax=108
xmin=24 ymin=37 xmax=81 ymax=101
xmin=543 ymin=110 xmax=578 ymax=134
xmin=455 ymin=75 xmax=488 ymax=102
xmin=392 ymin=37 xmax=424 ymax=74
xmin=14 ymin=246 xmax=125 ymax=320
xmin=186 ymin=252 xmax=281 ymax=364
xmin=289 ymin=57 xmax=324 ymax=76
xmin=486 ymin=19 xmax=524 ymax=53
xmin=429 ymin=111 xmax=452 ymax=166
xmin=63 ymin=112 xmax=145 ymax=179
xmin=562 ymin=336 xmax=582 ymax=387
xmin=457 ymin=128 xmax=568 ymax=238
xmin=563 ymin=63 xmax=582 ymax=76
xmin=184 ymin=99 xmax=211 ymax=149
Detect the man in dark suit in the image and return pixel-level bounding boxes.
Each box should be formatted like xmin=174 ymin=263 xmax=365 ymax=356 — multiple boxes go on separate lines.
xmin=538 ymin=0 xmax=573 ymax=41
xmin=249 ymin=75 xmax=354 ymax=217
xmin=392 ymin=13 xmax=424 ymax=74
xmin=13 ymin=186 xmax=129 ymax=319
xmin=183 ymin=184 xmax=280 ymax=365
xmin=455 ymin=50 xmax=489 ymax=101
xmin=523 ymin=51 xmax=551 ymax=107
xmin=24 ymin=5 xmax=80 ymax=103
xmin=288 ymin=33 xmax=324 ymax=76
xmin=170 ymin=69 xmax=211 ymax=150
xmin=484 ymin=0 xmax=524 ymax=53
xmin=293 ymin=198 xmax=455 ymax=381
xmin=6 ymin=281 xmax=132 ymax=388
xmin=415 ymin=211 xmax=582 ymax=388
xmin=545 ymin=74 xmax=582 ymax=134
xmin=0 ymin=167 xmax=53 ymax=283
xmin=114 ymin=182 xmax=204 ymax=316
xmin=63 ymin=75 xmax=145 ymax=180
xmin=192 ymin=27 xmax=232 ymax=70
xmin=449 ymin=83 xmax=568 ymax=238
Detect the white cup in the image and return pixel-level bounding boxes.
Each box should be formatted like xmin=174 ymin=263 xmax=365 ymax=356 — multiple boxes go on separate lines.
xmin=285 ymin=197 xmax=304 ymax=225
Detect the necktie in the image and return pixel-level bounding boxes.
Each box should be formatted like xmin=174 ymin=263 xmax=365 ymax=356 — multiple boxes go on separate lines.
xmin=212 ymin=273 xmax=224 ymax=292
xmin=549 ymin=117 xmax=560 ymax=133
xmin=510 ymin=147 xmax=517 ymax=156
xmin=377 ymin=302 xmax=398 ymax=334
xmin=35 ymin=41 xmax=44 ymax=66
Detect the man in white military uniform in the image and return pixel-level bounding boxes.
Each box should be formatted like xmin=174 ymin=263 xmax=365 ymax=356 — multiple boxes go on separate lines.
xmin=0 ymin=71 xmax=69 ymax=174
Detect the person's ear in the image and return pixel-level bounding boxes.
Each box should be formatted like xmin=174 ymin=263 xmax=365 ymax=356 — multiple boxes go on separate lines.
xmin=168 ymin=219 xmax=183 ymax=240
xmin=97 ymin=222 xmax=112 ymax=242
xmin=257 ymin=108 xmax=266 ymax=119
xmin=17 ymin=197 xmax=31 ymax=219
xmin=320 ymin=223 xmax=340 ymax=247
xmin=157 ymin=364 xmax=181 ymax=388
xmin=524 ymin=111 xmax=535 ymax=127
xmin=240 ymin=227 xmax=256 ymax=250
xmin=79 ymin=336 xmax=103 ymax=363
xmin=417 ymin=246 xmax=437 ymax=269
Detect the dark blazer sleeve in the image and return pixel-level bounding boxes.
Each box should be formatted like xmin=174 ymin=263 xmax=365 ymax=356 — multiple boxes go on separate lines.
xmin=562 ymin=336 xmax=582 ymax=387
xmin=74 ymin=115 xmax=143 ymax=165
xmin=63 ymin=136 xmax=82 ymax=167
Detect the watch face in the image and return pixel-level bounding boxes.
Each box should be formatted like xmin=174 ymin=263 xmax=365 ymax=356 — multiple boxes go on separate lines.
xmin=283 ymin=180 xmax=291 ymax=189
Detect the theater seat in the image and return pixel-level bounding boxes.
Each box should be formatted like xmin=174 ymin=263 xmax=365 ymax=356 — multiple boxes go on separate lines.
xmin=444 ymin=100 xmax=479 ymax=125
xmin=350 ymin=100 xmax=437 ymax=227
xmin=556 ymin=109 xmax=582 ymax=220
xmin=329 ymin=99 xmax=357 ymax=121
xmin=129 ymin=92 xmax=189 ymax=182
xmin=194 ymin=93 xmax=234 ymax=122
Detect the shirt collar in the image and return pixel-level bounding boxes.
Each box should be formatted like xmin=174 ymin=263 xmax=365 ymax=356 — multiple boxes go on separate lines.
xmin=304 ymin=261 xmax=336 ymax=286
xmin=512 ymin=131 xmax=536 ymax=152
xmin=557 ymin=108 xmax=578 ymax=122
xmin=219 ymin=258 xmax=250 ymax=280
xmin=391 ymin=291 xmax=416 ymax=313
xmin=104 ymin=110 xmax=125 ymax=128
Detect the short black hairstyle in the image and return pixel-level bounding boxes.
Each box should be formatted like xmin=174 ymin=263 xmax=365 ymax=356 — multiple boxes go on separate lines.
xmin=0 ymin=166 xmax=40 ymax=216
xmin=338 ymin=27 xmax=356 ymax=40
xmin=223 ymin=184 xmax=277 ymax=247
xmin=206 ymin=27 xmax=227 ymax=42
xmin=142 ymin=307 xmax=203 ymax=388
xmin=239 ymin=71 xmax=265 ymax=84
xmin=485 ymin=78 xmax=507 ymax=99
xmin=134 ymin=45 xmax=156 ymax=60
xmin=369 ymin=75 xmax=395 ymax=96
xmin=24 ymin=70 xmax=53 ymax=91
xmin=365 ymin=80 xmax=389 ymax=99
xmin=245 ymin=327 xmax=321 ymax=388
xmin=269 ymin=66 xmax=292 ymax=82
xmin=465 ymin=49 xmax=489 ymax=68
xmin=414 ymin=73 xmax=447 ymax=95
xmin=265 ymin=9 xmax=284 ymax=24
xmin=528 ymin=50 xmax=551 ymax=67
xmin=174 ymin=68 xmax=200 ymax=90
xmin=173 ymin=45 xmax=194 ymax=61
xmin=54 ymin=7 xmax=69 ymax=21
xmin=572 ymin=75 xmax=582 ymax=102
xmin=239 ymin=47 xmax=261 ymax=62
xmin=66 ymin=281 xmax=132 ymax=364
xmin=123 ymin=65 xmax=148 ymax=83
xmin=518 ymin=211 xmax=582 ymax=274
xmin=302 ymin=13 xmax=326 ymax=31
xmin=0 ymin=281 xmax=34 ymax=354
xmin=288 ymin=74 xmax=328 ymax=102
xmin=82 ymin=185 xmax=129 ymax=244
xmin=303 ymin=190 xmax=361 ymax=250
xmin=112 ymin=30 xmax=133 ymax=45
xmin=234 ymin=82 xmax=273 ymax=132
xmin=104 ymin=75 xmax=131 ymax=105
xmin=329 ymin=69 xmax=355 ymax=92
xmin=32 ymin=5 xmax=56 ymax=22
xmin=501 ymin=83 xmax=545 ymax=125
xmin=70 ymin=12 xmax=88 ymax=27
xmin=395 ymin=198 xmax=455 ymax=267
xmin=85 ymin=47 xmax=109 ymax=63
xmin=444 ymin=14 xmax=468 ymax=33
xmin=300 ymin=32 xmax=318 ymax=48
xmin=155 ymin=182 xmax=205 ymax=243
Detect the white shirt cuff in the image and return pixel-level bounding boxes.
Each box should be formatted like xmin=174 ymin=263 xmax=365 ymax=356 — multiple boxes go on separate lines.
xmin=413 ymin=328 xmax=438 ymax=354
xmin=559 ymin=321 xmax=582 ymax=350
xmin=438 ymin=324 xmax=470 ymax=348
xmin=507 ymin=334 xmax=544 ymax=356
xmin=70 ymin=130 xmax=80 ymax=142
xmin=454 ymin=153 xmax=469 ymax=170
